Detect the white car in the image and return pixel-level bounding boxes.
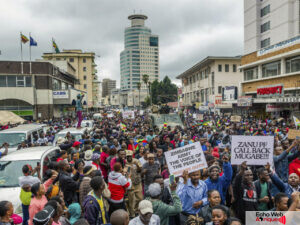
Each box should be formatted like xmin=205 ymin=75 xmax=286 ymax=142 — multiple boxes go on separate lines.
xmin=81 ymin=120 xmax=94 ymax=132
xmin=93 ymin=113 xmax=102 ymax=120
xmin=0 ymin=146 xmax=60 ymax=214
xmin=53 ymin=127 xmax=87 ymax=145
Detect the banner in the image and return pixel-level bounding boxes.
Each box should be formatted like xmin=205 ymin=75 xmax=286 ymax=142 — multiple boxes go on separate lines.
xmin=288 ymin=129 xmax=300 ymax=139
xmin=139 ymin=110 xmax=144 ymax=115
xmin=237 ymin=96 xmax=252 ymax=107
xmin=164 ymin=142 xmax=207 ymax=177
xmin=122 ymin=111 xmax=135 ymax=119
xmin=231 ymin=135 xmax=274 ymax=165
xmin=293 ymin=116 xmax=300 ymax=128
xmin=230 ymin=115 xmax=241 ymax=122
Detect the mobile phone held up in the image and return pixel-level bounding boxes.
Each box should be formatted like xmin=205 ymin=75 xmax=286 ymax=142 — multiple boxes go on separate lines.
xmin=169 ymin=174 xmax=175 ymax=185
xmin=127 ymin=166 xmax=131 ymax=174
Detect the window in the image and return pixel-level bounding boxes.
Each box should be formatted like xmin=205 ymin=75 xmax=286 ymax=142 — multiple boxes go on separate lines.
xmin=69 ymin=58 xmax=74 ymax=62
xmin=16 ymin=76 xmax=25 ymax=87
xmin=83 ymin=67 xmax=86 ymax=72
xmin=61 ymin=82 xmax=66 ymax=90
xmin=218 ymin=65 xmax=222 ymax=72
xmin=225 ymin=64 xmax=229 ymax=72
xmin=244 ymin=67 xmax=258 ymax=81
xmin=261 ymin=21 xmax=270 ymax=33
xmin=25 ymin=77 xmax=32 ymax=87
xmin=262 ymin=61 xmax=281 ymax=77
xmin=84 ymin=84 xmax=87 ymax=89
xmin=52 ymin=79 xmax=61 ymax=90
xmin=0 ymin=76 xmax=6 ymax=87
xmin=83 ymin=58 xmax=86 ymax=63
xmin=261 ymin=38 xmax=270 ymax=48
xmin=286 ymin=56 xmax=300 ymax=73
xmin=83 ymin=75 xmax=87 ymax=80
xmin=218 ymin=86 xmax=222 ymax=94
xmin=7 ymin=76 xmax=16 ymax=87
xmin=261 ymin=5 xmax=270 ymax=17
xmin=233 ymin=64 xmax=237 ymax=72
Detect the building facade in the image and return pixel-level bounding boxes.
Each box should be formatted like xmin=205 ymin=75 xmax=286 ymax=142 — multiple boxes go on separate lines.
xmin=177 ymin=56 xmax=242 ymax=111
xmin=244 ymin=0 xmax=300 ymax=54
xmin=0 ymin=61 xmax=85 ymax=120
xmin=102 ymin=78 xmax=116 ymax=97
xmin=240 ymin=0 xmax=300 ymax=118
xmin=120 ymin=14 xmax=159 ymax=91
xmin=42 ymin=49 xmax=98 ymax=107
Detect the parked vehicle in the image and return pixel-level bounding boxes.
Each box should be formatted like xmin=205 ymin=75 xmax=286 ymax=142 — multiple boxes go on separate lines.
xmin=53 ymin=127 xmax=87 ymax=145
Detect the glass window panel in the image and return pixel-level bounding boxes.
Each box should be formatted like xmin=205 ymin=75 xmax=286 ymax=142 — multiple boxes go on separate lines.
xmin=7 ymin=76 xmax=16 ymax=87
xmin=25 ymin=77 xmax=32 ymax=87
xmin=0 ymin=76 xmax=7 ymax=87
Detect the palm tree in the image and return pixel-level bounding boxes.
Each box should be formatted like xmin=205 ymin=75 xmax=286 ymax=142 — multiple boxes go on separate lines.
xmin=137 ymin=82 xmax=141 ymax=109
xmin=142 ymin=74 xmax=149 ymax=102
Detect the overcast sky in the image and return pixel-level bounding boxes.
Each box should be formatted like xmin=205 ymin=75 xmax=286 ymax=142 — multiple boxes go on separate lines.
xmin=0 ymin=0 xmax=243 ymax=87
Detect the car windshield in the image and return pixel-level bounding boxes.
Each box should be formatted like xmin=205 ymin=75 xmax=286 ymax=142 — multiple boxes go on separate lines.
xmin=0 ymin=133 xmax=26 ymax=147
xmin=82 ymin=121 xmax=92 ymax=127
xmin=57 ymin=133 xmax=82 ymax=141
xmin=0 ymin=160 xmax=39 ymax=187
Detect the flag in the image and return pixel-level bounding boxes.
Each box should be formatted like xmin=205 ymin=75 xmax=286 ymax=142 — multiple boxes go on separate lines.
xmin=30 ymin=36 xmax=37 ymax=46
xmin=163 ymin=123 xmax=167 ymax=129
xmin=21 ymin=34 xmax=29 ymax=43
xmin=293 ymin=116 xmax=300 ymax=128
xmin=52 ymin=40 xmax=60 ymax=53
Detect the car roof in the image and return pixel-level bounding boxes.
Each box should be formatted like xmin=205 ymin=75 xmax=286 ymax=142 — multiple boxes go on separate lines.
xmin=0 ymin=146 xmax=60 ymax=161
xmin=0 ymin=124 xmax=45 ymax=133
xmin=57 ymin=127 xmax=86 ymax=134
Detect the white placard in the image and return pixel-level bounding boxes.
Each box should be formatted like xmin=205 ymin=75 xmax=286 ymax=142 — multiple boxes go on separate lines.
xmin=231 ymin=135 xmax=274 ymax=165
xmin=122 ymin=111 xmax=135 ymax=119
xmin=139 ymin=110 xmax=144 ymax=115
xmin=164 ymin=142 xmax=207 ymax=177
xmin=107 ymin=113 xmax=114 ymax=118
xmin=192 ymin=114 xmax=196 ymax=119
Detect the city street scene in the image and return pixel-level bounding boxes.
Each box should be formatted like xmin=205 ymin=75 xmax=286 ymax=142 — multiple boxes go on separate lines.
xmin=1 ymin=0 xmax=300 ymax=225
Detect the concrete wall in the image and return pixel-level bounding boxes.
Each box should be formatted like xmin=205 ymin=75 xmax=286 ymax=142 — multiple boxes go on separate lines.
xmin=0 ymin=87 xmax=34 ymax=105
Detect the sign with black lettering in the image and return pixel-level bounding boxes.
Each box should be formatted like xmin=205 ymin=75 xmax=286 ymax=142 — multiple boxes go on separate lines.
xmin=164 ymin=142 xmax=207 ymax=177
xmin=231 ymin=135 xmax=274 ymax=165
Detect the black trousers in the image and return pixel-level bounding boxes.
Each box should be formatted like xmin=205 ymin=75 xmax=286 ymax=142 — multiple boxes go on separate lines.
xmin=108 ymin=201 xmax=126 ymax=217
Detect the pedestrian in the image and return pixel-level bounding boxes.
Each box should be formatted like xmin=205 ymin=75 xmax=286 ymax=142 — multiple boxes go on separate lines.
xmin=128 ymin=200 xmax=160 ymax=225
xmin=110 ymin=209 xmax=130 ymax=225
xmin=0 ymin=201 xmax=14 ymax=225
xmin=75 ymin=94 xmax=84 ymax=129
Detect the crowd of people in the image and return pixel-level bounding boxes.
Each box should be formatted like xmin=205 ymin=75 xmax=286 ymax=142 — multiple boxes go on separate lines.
xmin=0 ymin=109 xmax=300 ymax=225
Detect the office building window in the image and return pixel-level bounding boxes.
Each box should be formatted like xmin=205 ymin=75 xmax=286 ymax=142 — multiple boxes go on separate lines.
xmin=262 ymin=61 xmax=281 ymax=77
xmin=84 ymin=84 xmax=87 ymax=89
xmin=233 ymin=64 xmax=237 ymax=72
xmin=69 ymin=58 xmax=74 ymax=62
xmin=261 ymin=38 xmax=270 ymax=48
xmin=52 ymin=79 xmax=61 ymax=90
xmin=244 ymin=67 xmax=258 ymax=81
xmin=83 ymin=58 xmax=86 ymax=63
xmin=0 ymin=76 xmax=32 ymax=87
xmin=225 ymin=64 xmax=229 ymax=72
xmin=261 ymin=21 xmax=270 ymax=33
xmin=84 ymin=75 xmax=87 ymax=80
xmin=16 ymin=76 xmax=25 ymax=87
xmin=0 ymin=76 xmax=6 ymax=87
xmin=261 ymin=5 xmax=270 ymax=17
xmin=286 ymin=56 xmax=300 ymax=73
xmin=7 ymin=76 xmax=16 ymax=87
xmin=218 ymin=86 xmax=222 ymax=94
xmin=83 ymin=67 xmax=86 ymax=71
xmin=218 ymin=64 xmax=222 ymax=72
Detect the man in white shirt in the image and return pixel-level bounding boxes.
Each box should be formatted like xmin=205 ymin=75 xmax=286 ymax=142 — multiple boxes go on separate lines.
xmin=129 ymin=200 xmax=160 ymax=225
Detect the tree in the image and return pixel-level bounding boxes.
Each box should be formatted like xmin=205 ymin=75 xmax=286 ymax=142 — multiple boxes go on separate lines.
xmin=137 ymin=82 xmax=141 ymax=109
xmin=142 ymin=74 xmax=149 ymax=96
xmin=151 ymin=76 xmax=178 ymax=104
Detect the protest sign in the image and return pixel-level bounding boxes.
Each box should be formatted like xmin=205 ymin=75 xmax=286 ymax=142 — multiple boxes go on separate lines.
xmin=122 ymin=111 xmax=135 ymax=119
xmin=197 ymin=114 xmax=204 ymax=120
xmin=193 ymin=114 xmax=196 ymax=119
xmin=139 ymin=110 xmax=144 ymax=115
xmin=288 ymin=129 xmax=300 ymax=139
xmin=107 ymin=113 xmax=114 ymax=118
xmin=231 ymin=115 xmax=241 ymax=122
xmin=231 ymin=135 xmax=274 ymax=165
xmin=164 ymin=142 xmax=207 ymax=177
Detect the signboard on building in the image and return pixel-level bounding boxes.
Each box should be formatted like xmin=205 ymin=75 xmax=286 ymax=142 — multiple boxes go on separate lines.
xmin=258 ymin=35 xmax=300 ymax=56
xmin=276 ymin=97 xmax=300 ymax=103
xmin=223 ymin=86 xmax=237 ymax=101
xmin=237 ymin=96 xmax=252 ymax=107
xmin=257 ymin=84 xmax=284 ymax=98
xmin=214 ymin=95 xmax=232 ymax=108
xmin=266 ymin=104 xmax=281 ymax=112
xmin=53 ymin=90 xmax=69 ymax=99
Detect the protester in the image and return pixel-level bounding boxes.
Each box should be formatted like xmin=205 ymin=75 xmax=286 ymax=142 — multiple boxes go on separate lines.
xmin=0 ymin=201 xmax=14 ymax=225
xmin=110 ymin=209 xmax=130 ymax=225
xmin=128 ymin=200 xmax=160 ymax=225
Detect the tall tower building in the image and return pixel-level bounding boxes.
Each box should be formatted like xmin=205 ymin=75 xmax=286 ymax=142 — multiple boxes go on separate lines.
xmin=120 ymin=14 xmax=159 ymax=91
xmin=102 ymin=78 xmax=116 ymax=97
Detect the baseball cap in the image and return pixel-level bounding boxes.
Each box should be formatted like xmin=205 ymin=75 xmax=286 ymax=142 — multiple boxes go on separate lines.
xmin=138 ymin=200 xmax=153 ymax=215
xmin=126 ymin=150 xmax=133 ymax=156
xmin=33 ymin=205 xmax=55 ymax=225
xmin=72 ymin=141 xmax=81 ymax=147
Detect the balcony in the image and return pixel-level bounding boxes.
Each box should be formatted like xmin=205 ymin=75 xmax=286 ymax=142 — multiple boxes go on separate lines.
xmin=92 ymin=69 xmax=97 ymax=75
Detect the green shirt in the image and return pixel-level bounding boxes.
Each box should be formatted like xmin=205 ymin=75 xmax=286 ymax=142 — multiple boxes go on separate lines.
xmin=258 ymin=182 xmax=268 ymax=211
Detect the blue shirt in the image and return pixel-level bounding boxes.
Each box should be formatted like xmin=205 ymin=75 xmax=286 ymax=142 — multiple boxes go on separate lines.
xmin=177 ymin=179 xmax=208 ymax=214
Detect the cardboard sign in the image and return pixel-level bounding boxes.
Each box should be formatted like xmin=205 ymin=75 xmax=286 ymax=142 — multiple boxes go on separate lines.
xmin=139 ymin=110 xmax=144 ymax=115
xmin=288 ymin=129 xmax=300 ymax=139
xmin=193 ymin=114 xmax=196 ymax=119
xmin=164 ymin=142 xmax=207 ymax=177
xmin=231 ymin=115 xmax=241 ymax=122
xmin=197 ymin=114 xmax=204 ymax=120
xmin=231 ymin=135 xmax=274 ymax=165
xmin=122 ymin=111 xmax=135 ymax=119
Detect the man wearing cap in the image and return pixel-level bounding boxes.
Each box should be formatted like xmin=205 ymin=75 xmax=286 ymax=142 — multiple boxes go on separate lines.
xmin=129 ymin=200 xmax=160 ymax=225
xmin=125 ymin=150 xmax=143 ymax=218
xmin=71 ymin=141 xmax=81 ymax=154
xmin=84 ymin=150 xmax=93 ymax=167
xmin=147 ymin=182 xmax=182 ymax=225
xmin=142 ymin=153 xmax=160 ymax=193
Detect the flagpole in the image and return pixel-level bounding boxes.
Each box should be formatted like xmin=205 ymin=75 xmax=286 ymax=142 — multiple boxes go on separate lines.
xmin=20 ymin=32 xmax=23 ymax=74
xmin=29 ymin=32 xmax=32 ymax=74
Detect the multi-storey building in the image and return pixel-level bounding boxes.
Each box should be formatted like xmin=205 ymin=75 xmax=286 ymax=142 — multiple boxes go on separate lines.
xmin=177 ymin=56 xmax=242 ymax=112
xmin=120 ymin=14 xmax=159 ymax=91
xmin=102 ymin=78 xmax=116 ymax=97
xmin=241 ymin=0 xmax=300 ymax=117
xmin=0 ymin=61 xmax=85 ymax=120
xmin=42 ymin=49 xmax=97 ymax=107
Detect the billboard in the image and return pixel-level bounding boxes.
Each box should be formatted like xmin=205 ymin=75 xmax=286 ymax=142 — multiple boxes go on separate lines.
xmin=222 ymin=86 xmax=237 ymax=101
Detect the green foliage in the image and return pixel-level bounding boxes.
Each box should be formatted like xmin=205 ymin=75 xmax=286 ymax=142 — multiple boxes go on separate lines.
xmin=151 ymin=76 xmax=178 ymax=104
xmin=144 ymin=96 xmax=151 ymax=106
